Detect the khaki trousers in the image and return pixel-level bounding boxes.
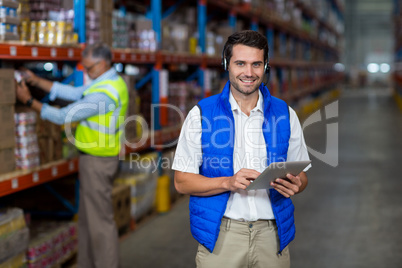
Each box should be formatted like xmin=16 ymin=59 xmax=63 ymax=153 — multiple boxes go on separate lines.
xmin=77 ymin=153 xmax=119 ymax=268
xmin=196 ymin=218 xmax=290 ymax=268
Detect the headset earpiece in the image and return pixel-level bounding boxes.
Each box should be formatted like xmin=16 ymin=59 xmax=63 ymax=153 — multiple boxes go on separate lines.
xmin=222 ymin=46 xmax=227 ymax=71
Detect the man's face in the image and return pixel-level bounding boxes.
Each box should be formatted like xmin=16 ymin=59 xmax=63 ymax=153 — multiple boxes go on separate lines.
xmin=82 ymin=56 xmax=106 ymax=80
xmin=228 ymin=44 xmax=265 ymax=97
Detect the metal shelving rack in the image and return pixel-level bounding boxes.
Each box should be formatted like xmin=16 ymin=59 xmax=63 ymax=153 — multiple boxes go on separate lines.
xmin=393 ymin=0 xmax=402 ymax=110
xmin=0 ymin=0 xmax=344 ymax=198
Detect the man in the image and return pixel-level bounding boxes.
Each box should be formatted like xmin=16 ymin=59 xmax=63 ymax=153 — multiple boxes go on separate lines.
xmin=172 ymin=30 xmax=311 ymax=267
xmin=15 ymin=43 xmax=128 ymax=268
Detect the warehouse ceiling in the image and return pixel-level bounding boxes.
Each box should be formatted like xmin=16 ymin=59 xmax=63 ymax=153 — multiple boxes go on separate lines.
xmin=345 ymin=0 xmax=392 ymax=33
xmin=343 ymin=0 xmax=393 ymax=69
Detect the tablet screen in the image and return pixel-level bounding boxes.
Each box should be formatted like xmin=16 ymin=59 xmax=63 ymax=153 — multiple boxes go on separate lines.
xmin=246 ymin=160 xmax=311 ymax=191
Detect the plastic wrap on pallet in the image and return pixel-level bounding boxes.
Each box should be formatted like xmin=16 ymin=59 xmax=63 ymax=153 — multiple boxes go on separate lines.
xmin=0 ymin=208 xmax=29 ymax=266
xmin=26 ymin=221 xmax=77 ymax=268
xmin=115 ymin=152 xmax=159 ymax=219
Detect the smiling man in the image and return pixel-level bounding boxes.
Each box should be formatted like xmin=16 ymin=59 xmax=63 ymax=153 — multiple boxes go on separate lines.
xmin=15 ymin=43 xmax=128 ymax=268
xmin=172 ymin=30 xmax=311 ymax=268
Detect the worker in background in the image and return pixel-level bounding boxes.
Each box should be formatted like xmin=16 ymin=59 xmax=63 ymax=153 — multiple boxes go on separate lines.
xmin=15 ymin=43 xmax=128 ymax=268
xmin=172 ymin=30 xmax=311 ymax=267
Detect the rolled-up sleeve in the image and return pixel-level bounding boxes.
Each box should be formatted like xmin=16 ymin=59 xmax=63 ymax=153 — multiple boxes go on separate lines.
xmin=172 ymin=106 xmax=203 ymax=174
xmin=40 ymin=93 xmax=116 ymax=125
xmin=49 ymin=82 xmax=88 ymax=102
xmin=287 ymin=107 xmax=312 ymax=171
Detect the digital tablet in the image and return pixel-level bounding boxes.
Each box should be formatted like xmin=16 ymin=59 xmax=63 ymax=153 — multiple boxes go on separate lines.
xmin=246 ymin=160 xmax=311 ymax=191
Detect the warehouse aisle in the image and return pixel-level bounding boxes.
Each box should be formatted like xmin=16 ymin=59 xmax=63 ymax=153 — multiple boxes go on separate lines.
xmin=119 ymin=87 xmax=402 ymax=268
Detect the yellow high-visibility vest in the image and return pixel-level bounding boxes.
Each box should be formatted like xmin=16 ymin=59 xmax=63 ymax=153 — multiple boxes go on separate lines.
xmin=75 ymin=76 xmax=128 ymax=156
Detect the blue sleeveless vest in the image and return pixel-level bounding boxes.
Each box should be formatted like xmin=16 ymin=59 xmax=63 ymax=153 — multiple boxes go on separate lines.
xmin=189 ymin=81 xmax=295 ymax=253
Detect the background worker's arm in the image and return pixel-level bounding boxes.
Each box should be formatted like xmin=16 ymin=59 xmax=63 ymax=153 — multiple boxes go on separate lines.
xmin=20 ymin=68 xmax=87 ymax=101
xmin=20 ymin=68 xmax=54 ymax=92
xmin=174 ymin=168 xmax=260 ymax=196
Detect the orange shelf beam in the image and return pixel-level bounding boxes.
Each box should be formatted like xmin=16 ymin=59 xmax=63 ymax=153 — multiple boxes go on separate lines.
xmin=0 ymin=158 xmax=79 ymax=198
xmin=0 ymin=44 xmax=82 ymax=61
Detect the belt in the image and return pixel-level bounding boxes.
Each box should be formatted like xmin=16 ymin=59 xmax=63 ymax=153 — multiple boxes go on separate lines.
xmin=222 ymin=217 xmax=276 ymax=228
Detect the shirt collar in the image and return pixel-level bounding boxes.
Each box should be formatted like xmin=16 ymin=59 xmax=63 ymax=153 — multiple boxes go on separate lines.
xmin=229 ymin=89 xmax=264 ymax=113
xmin=91 ymin=68 xmax=118 ymax=84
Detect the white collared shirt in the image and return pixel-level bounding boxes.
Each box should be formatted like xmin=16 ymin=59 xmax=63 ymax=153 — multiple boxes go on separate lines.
xmin=172 ymin=90 xmax=311 ymax=221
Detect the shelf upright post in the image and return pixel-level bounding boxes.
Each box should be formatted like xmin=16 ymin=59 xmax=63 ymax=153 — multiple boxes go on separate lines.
xmin=73 ymin=0 xmax=85 ymax=87
xmin=229 ymin=10 xmax=237 ymax=32
xmin=74 ymin=0 xmax=86 ymax=44
xmin=251 ymin=19 xmax=258 ymax=32
xmin=266 ymin=26 xmax=274 ymax=59
xmin=151 ymin=0 xmax=162 ymax=132
xmin=198 ymin=0 xmax=207 ymax=97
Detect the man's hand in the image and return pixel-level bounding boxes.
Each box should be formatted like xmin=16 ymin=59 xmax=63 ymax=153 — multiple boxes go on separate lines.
xmin=270 ymin=173 xmax=305 ymax=198
xmin=225 ymin=168 xmax=261 ymax=191
xmin=19 ymin=68 xmax=39 ymax=86
xmin=16 ymin=81 xmax=32 ymax=104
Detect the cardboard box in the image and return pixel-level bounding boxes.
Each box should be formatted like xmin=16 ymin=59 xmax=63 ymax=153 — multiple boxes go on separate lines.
xmin=36 ymin=116 xmax=63 ymax=164
xmin=94 ymin=0 xmax=113 ymax=14
xmin=0 ymin=69 xmax=16 ymax=105
xmin=100 ymin=13 xmax=112 ymax=46
xmin=121 ymin=74 xmax=137 ymax=116
xmin=0 ymin=105 xmax=15 ymax=150
xmin=112 ymin=184 xmax=131 ymax=229
xmin=0 ymin=147 xmax=15 ymax=174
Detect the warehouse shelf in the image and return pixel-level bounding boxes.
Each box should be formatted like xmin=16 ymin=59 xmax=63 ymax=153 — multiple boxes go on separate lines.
xmin=282 ymin=74 xmax=344 ymax=102
xmin=205 ymin=55 xmax=337 ymax=69
xmin=0 ymin=158 xmax=79 ymax=198
xmin=125 ymin=125 xmax=181 ymax=154
xmin=0 ymin=125 xmax=181 ymax=198
xmin=0 ymin=43 xmax=82 ymax=61
xmin=331 ymin=0 xmax=345 ymax=13
xmin=394 ymin=73 xmax=402 ymax=84
xmin=0 ymin=43 xmax=339 ymax=69
xmin=210 ymin=0 xmax=340 ymax=55
xmin=293 ymin=0 xmax=340 ymax=38
xmin=112 ymin=49 xmax=160 ymax=64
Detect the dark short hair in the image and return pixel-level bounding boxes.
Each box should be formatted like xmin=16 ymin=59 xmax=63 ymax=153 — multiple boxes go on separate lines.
xmin=223 ymin=30 xmax=269 ymax=67
xmin=82 ymin=43 xmax=112 ymax=64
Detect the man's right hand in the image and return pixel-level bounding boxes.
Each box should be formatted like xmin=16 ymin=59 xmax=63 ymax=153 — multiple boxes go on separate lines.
xmin=19 ymin=68 xmax=39 ymax=86
xmin=225 ymin=168 xmax=261 ymax=191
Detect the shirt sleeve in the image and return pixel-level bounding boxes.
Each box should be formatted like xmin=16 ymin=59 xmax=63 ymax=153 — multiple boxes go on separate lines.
xmin=171 ymin=106 xmax=203 ymax=174
xmin=287 ymin=107 xmax=312 ymax=171
xmin=49 ymin=81 xmax=88 ymax=102
xmin=40 ymin=93 xmax=116 ymax=125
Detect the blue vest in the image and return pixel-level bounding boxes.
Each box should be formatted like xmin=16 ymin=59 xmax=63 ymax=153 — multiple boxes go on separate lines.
xmin=189 ymin=81 xmax=295 ymax=253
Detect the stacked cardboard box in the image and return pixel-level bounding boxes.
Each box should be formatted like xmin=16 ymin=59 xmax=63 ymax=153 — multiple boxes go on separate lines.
xmin=0 ymin=69 xmax=16 ymax=175
xmin=112 ymin=184 xmax=131 ymax=230
xmin=92 ymin=0 xmax=113 ymax=46
xmin=26 ymin=221 xmax=77 ymax=268
xmin=29 ymin=0 xmax=61 ymax=20
xmin=115 ymin=152 xmax=159 ymax=220
xmin=0 ymin=208 xmax=29 ymax=267
xmin=167 ymin=81 xmax=201 ymax=127
xmin=36 ymin=117 xmax=63 ymax=165
xmin=121 ymin=74 xmax=139 ymax=143
xmin=86 ymin=9 xmax=100 ymax=45
xmin=0 ymin=0 xmax=20 ymax=41
xmin=14 ymin=107 xmax=40 ymax=170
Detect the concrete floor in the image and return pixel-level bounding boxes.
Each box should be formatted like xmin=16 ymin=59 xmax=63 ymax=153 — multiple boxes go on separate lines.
xmin=119 ymin=87 xmax=402 ymax=268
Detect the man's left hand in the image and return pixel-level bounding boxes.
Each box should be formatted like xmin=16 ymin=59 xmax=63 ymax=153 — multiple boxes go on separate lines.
xmin=16 ymin=81 xmax=32 ymax=104
xmin=270 ymin=173 xmax=303 ymax=198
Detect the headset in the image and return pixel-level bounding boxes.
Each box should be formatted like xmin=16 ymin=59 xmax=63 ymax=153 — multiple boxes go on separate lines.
xmin=221 ymin=44 xmax=271 ymax=75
